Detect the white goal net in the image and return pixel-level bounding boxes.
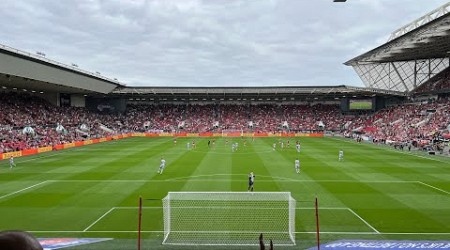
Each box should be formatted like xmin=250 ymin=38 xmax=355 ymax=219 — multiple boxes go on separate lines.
xmin=162 ymin=192 xmax=296 ymax=246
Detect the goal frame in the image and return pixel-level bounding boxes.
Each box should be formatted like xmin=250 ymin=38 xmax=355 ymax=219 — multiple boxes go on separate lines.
xmin=162 ymin=191 xmax=296 ymax=246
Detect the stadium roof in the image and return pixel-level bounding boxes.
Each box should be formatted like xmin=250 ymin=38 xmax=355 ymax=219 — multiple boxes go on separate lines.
xmin=346 ymin=3 xmax=450 ymax=64
xmin=345 ymin=3 xmax=450 ymax=93
xmin=0 ymin=44 xmax=123 ymax=94
xmin=111 ymin=85 xmax=406 ymax=100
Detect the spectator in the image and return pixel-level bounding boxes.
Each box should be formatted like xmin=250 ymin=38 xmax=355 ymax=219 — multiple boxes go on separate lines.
xmin=259 ymin=233 xmax=273 ymax=250
xmin=0 ymin=230 xmax=43 ymax=250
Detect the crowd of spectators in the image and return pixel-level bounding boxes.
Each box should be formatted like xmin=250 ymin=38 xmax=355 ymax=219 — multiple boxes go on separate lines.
xmin=1 ymin=91 xmax=449 ymax=153
xmin=123 ymin=103 xmax=349 ymax=133
xmin=414 ymin=68 xmax=450 ymax=94
xmin=0 ymin=92 xmax=118 ymax=152
xmin=346 ymin=96 xmax=450 ymax=144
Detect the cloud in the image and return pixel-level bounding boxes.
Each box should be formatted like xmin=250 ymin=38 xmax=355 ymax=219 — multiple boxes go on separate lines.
xmin=0 ymin=0 xmax=448 ymax=87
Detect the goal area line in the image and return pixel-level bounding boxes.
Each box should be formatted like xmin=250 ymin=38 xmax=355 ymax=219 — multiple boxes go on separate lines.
xmin=27 ymin=230 xmax=450 ymax=235
xmin=1 ymin=179 xmax=447 ymax=202
xmin=82 ymin=206 xmax=379 ymax=234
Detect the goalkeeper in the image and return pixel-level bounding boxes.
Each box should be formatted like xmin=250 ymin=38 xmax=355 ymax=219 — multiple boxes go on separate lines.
xmin=248 ymin=172 xmax=255 ymax=192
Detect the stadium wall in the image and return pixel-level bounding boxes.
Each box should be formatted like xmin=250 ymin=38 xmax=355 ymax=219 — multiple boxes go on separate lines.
xmin=70 ymin=94 xmax=86 ymax=107
xmin=86 ymin=97 xmax=127 ymax=114
xmin=0 ymin=132 xmax=323 ymax=160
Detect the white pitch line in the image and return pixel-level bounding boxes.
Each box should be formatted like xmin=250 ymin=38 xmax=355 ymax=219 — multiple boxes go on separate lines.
xmin=0 ymin=181 xmax=49 ymax=200
xmin=347 ymin=208 xmax=380 ymax=234
xmin=162 ymin=174 xmax=420 ymax=183
xmin=0 ymin=137 xmax=171 ymax=164
xmin=46 ymin=180 xmax=150 ymax=183
xmin=113 ymin=206 xmax=349 ymax=210
xmin=295 ymin=231 xmax=450 ymax=235
xmin=329 ymin=137 xmax=450 ymax=164
xmin=83 ymin=207 xmax=116 ymax=232
xmin=0 ymin=146 xmax=91 ymax=165
xmin=417 ymin=181 xmax=450 ymax=195
xmin=26 ymin=230 xmax=450 ymax=235
xmin=44 ymin=178 xmax=417 ymax=183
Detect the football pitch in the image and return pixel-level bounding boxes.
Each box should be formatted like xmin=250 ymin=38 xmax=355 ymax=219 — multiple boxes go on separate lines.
xmin=0 ymin=137 xmax=449 ymax=249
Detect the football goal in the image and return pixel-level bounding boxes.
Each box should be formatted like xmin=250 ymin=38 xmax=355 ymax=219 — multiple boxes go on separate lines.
xmin=162 ymin=192 xmax=296 ymax=246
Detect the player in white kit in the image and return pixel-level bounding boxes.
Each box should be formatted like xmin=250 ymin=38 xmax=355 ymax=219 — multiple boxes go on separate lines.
xmin=9 ymin=156 xmax=16 ymax=169
xmin=158 ymin=157 xmax=166 ymax=174
xmin=295 ymin=158 xmax=300 ymax=173
xmin=339 ymin=150 xmax=344 ymax=161
xmin=248 ymin=172 xmax=255 ymax=192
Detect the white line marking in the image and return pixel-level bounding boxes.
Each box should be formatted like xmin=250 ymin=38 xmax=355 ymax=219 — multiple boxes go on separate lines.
xmin=329 ymin=137 xmax=450 ymax=164
xmin=417 ymin=181 xmax=450 ymax=195
xmin=295 ymin=232 xmax=450 ymax=235
xmin=166 ymin=174 xmax=247 ymax=181
xmin=0 ymin=181 xmax=49 ymax=200
xmin=189 ymin=149 xmax=274 ymax=155
xmin=26 ymin=230 xmax=450 ymax=235
xmin=113 ymin=206 xmax=349 ymax=210
xmin=42 ymin=178 xmax=418 ymax=183
xmin=0 ymin=147 xmax=90 ymax=164
xmin=0 ymin=137 xmax=172 ymax=164
xmin=347 ymin=208 xmax=380 ymax=234
xmin=83 ymin=207 xmax=116 ymax=232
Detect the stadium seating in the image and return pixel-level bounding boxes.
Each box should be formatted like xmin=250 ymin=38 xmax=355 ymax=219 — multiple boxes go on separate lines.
xmin=414 ymin=68 xmax=450 ymax=94
xmin=346 ymin=97 xmax=450 ymax=144
xmin=1 ymin=91 xmax=449 ymax=153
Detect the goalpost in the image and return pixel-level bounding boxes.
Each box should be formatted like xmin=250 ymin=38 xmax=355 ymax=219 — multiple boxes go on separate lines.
xmin=162 ymin=192 xmax=296 ymax=246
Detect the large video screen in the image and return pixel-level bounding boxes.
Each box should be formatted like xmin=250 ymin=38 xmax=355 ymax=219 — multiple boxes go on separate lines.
xmin=349 ymin=99 xmax=373 ymax=110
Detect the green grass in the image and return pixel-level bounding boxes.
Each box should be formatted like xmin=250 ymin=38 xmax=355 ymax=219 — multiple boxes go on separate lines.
xmin=0 ymin=137 xmax=449 ymax=249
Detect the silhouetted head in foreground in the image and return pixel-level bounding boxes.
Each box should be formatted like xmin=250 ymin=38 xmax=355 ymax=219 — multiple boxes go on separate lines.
xmin=0 ymin=231 xmax=43 ymax=250
xmin=259 ymin=233 xmax=273 ymax=250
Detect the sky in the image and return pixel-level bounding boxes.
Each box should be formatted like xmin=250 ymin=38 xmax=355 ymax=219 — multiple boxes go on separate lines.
xmin=0 ymin=0 xmax=448 ymax=87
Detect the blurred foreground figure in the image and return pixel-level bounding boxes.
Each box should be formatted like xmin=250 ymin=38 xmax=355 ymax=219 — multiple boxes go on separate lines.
xmin=0 ymin=230 xmax=43 ymax=250
xmin=259 ymin=233 xmax=273 ymax=250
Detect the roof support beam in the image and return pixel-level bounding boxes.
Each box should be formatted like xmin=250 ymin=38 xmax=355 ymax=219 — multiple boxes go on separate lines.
xmin=391 ymin=62 xmax=409 ymax=92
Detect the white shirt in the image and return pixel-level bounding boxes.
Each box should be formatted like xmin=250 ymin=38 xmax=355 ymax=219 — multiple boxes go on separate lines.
xmin=249 ymin=172 xmax=255 ymax=182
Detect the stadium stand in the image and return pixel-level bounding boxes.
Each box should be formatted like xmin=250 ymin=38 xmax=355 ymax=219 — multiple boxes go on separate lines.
xmin=414 ymin=68 xmax=450 ymax=94
xmin=0 ymin=2 xmax=449 ymax=155
xmin=1 ymin=90 xmax=449 ymax=153
xmin=346 ymin=96 xmax=450 ymax=143
xmin=0 ymin=92 xmax=117 ymax=152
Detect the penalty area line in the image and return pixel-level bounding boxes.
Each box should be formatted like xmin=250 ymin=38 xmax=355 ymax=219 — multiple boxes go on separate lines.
xmin=83 ymin=207 xmax=116 ymax=232
xmin=45 ymin=178 xmax=418 ymax=183
xmin=328 ymin=137 xmax=450 ymax=164
xmin=113 ymin=206 xmax=349 ymax=210
xmin=417 ymin=181 xmax=450 ymax=195
xmin=347 ymin=208 xmax=380 ymax=234
xmin=26 ymin=230 xmax=450 ymax=235
xmin=0 ymin=181 xmax=49 ymax=200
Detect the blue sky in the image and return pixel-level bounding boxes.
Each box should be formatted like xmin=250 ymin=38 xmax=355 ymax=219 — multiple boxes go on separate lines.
xmin=0 ymin=0 xmax=448 ymax=87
